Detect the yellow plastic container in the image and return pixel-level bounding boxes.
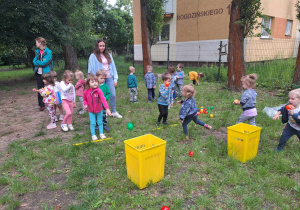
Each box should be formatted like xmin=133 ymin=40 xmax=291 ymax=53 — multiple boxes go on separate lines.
xmin=227 ymin=123 xmax=261 ymax=163
xmin=124 ymin=134 xmax=166 ymax=189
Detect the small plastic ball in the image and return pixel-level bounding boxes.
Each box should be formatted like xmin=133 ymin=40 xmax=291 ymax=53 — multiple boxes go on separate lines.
xmin=188 ymin=151 xmax=194 ymax=157
xmin=127 ymin=123 xmax=134 ymax=130
xmin=210 ymin=114 xmax=213 ymax=118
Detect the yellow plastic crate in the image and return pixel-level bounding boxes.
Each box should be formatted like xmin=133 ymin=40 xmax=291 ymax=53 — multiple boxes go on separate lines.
xmin=227 ymin=123 xmax=261 ymax=163
xmin=124 ymin=134 xmax=166 ymax=189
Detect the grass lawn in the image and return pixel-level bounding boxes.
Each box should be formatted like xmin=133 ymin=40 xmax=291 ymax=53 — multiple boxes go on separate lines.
xmin=0 ymin=58 xmax=299 ymax=209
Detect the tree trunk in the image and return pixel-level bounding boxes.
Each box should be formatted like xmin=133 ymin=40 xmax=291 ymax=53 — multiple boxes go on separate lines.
xmin=292 ymin=42 xmax=300 ymax=85
xmin=227 ymin=0 xmax=246 ymax=91
xmin=26 ymin=46 xmax=35 ymax=68
xmin=62 ymin=45 xmax=79 ymax=70
xmin=140 ymin=0 xmax=152 ymax=76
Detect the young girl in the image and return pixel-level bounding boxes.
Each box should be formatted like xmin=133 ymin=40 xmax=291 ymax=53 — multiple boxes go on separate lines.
xmin=233 ymin=74 xmax=258 ymax=126
xmin=75 ymin=70 xmax=86 ymax=114
xmin=32 ymin=72 xmax=56 ymax=129
xmin=60 ymin=70 xmax=76 ymax=132
xmin=156 ymin=73 xmax=173 ymax=126
xmin=174 ymin=63 xmax=185 ymax=99
xmin=177 ymin=84 xmax=212 ymax=140
xmin=83 ymin=75 xmax=112 ymax=140
xmin=50 ymin=71 xmax=64 ymax=121
xmin=273 ymin=89 xmax=300 ymax=151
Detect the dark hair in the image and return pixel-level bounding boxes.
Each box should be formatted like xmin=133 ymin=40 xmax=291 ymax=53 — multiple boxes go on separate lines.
xmin=50 ymin=70 xmax=57 ymax=78
xmin=167 ymin=65 xmax=175 ymax=74
xmin=62 ymin=70 xmax=74 ymax=83
xmin=177 ymin=63 xmax=184 ymax=69
xmin=85 ymin=75 xmax=98 ymax=89
xmin=241 ymin=73 xmax=258 ymax=88
xmin=162 ymin=73 xmax=171 ymax=81
xmin=42 ymin=72 xmax=55 ymax=86
xmin=93 ymin=39 xmax=111 ymax=64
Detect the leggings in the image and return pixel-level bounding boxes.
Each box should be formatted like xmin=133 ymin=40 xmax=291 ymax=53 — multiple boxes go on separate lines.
xmin=62 ymin=99 xmax=74 ymax=124
xmin=158 ymin=104 xmax=168 ymax=122
xmin=46 ymin=104 xmax=56 ymax=124
xmin=89 ymin=111 xmax=104 ymax=135
xmin=78 ymin=96 xmax=85 ymax=110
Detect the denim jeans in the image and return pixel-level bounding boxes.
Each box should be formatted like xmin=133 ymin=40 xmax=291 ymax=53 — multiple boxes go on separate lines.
xmin=89 ymin=111 xmax=103 ymax=136
xmin=277 ymin=123 xmax=300 ymax=150
xmin=182 ymin=114 xmax=205 ymax=135
xmin=105 ymin=77 xmax=116 ymax=112
xmin=147 ymin=88 xmax=155 ymax=101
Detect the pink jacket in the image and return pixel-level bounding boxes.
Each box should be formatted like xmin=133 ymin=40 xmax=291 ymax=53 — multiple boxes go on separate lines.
xmin=75 ymin=79 xmax=86 ymax=97
xmin=83 ymin=87 xmax=109 ymax=113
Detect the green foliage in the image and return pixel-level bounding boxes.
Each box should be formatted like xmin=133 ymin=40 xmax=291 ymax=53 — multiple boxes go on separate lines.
xmin=296 ymin=1 xmax=300 ymax=20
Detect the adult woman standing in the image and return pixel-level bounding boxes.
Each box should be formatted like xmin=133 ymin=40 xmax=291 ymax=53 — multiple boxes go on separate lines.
xmin=33 ymin=37 xmax=53 ymax=111
xmin=88 ymin=39 xmax=122 ymax=118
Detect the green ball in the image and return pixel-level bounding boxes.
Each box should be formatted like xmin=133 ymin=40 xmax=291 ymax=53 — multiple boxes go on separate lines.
xmin=127 ymin=123 xmax=134 ymax=130
xmin=210 ymin=107 xmax=214 ymax=109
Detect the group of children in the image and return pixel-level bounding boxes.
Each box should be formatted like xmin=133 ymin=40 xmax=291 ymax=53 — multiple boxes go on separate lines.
xmin=33 ymin=64 xmax=299 ymax=151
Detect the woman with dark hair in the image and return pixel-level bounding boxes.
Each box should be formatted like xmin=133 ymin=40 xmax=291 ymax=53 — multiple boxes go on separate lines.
xmin=88 ymin=39 xmax=122 ymax=118
xmin=33 ymin=37 xmax=53 ymax=111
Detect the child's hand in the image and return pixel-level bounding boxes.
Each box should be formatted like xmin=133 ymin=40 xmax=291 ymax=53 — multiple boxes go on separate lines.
xmin=180 ymin=119 xmax=183 ymax=123
xmin=171 ymin=103 xmax=173 ymax=107
xmin=32 ymin=88 xmax=38 ymax=92
xmin=205 ymin=125 xmax=212 ymax=130
xmin=273 ymin=111 xmax=281 ymax=120
xmin=84 ymin=105 xmax=88 ymax=110
xmin=73 ymin=102 xmax=76 ymax=108
xmin=153 ymin=86 xmax=156 ymax=89
xmin=233 ymin=100 xmax=240 ymax=105
xmin=106 ymin=109 xmax=112 ymax=116
xmin=176 ymin=100 xmax=181 ymax=105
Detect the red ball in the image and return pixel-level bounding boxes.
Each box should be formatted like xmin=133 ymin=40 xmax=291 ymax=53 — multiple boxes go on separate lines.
xmin=161 ymin=206 xmax=170 ymax=210
xmin=286 ymin=104 xmax=294 ymax=110
xmin=188 ymin=151 xmax=194 ymax=157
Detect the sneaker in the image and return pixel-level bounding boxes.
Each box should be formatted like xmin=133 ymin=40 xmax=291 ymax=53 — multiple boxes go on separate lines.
xmin=47 ymin=123 xmax=57 ymax=129
xmin=79 ymin=110 xmax=85 ymax=115
xmin=163 ymin=121 xmax=168 ymax=125
xmin=40 ymin=106 xmax=45 ymax=111
xmin=99 ymin=133 xmax=107 ymax=139
xmin=134 ymin=100 xmax=139 ymax=103
xmin=275 ymin=147 xmax=283 ymax=152
xmin=148 ymin=101 xmax=152 ymax=103
xmin=112 ymin=112 xmax=122 ymax=118
xmin=59 ymin=115 xmax=64 ymax=121
xmin=55 ymin=116 xmax=58 ymax=122
xmin=103 ymin=125 xmax=110 ymax=132
xmin=130 ymin=100 xmax=134 ymax=103
xmin=156 ymin=121 xmax=160 ymax=126
xmin=153 ymin=97 xmax=156 ymax=100
xmin=61 ymin=124 xmax=68 ymax=132
xmin=92 ymin=135 xmax=98 ymax=141
xmin=68 ymin=124 xmax=74 ymax=131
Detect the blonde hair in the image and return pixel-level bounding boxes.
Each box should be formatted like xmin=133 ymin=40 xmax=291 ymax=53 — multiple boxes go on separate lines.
xmin=241 ymin=73 xmax=258 ymax=89
xmin=62 ymin=70 xmax=74 ymax=83
xmin=129 ymin=66 xmax=135 ymax=73
xmin=96 ymin=69 xmax=107 ymax=78
xmin=75 ymin=70 xmax=84 ymax=80
xmin=162 ymin=72 xmax=171 ymax=81
xmin=289 ymin=89 xmax=300 ymax=99
xmin=35 ymin=37 xmax=47 ymax=47
xmin=182 ymin=84 xmax=195 ymax=98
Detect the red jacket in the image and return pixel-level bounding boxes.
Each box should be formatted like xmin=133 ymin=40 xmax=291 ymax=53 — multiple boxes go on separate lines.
xmin=75 ymin=79 xmax=86 ymax=97
xmin=83 ymin=88 xmax=109 ymax=113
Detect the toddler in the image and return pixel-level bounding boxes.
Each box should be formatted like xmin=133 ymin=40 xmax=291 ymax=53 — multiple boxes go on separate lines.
xmin=188 ymin=71 xmax=204 ymax=85
xmin=174 ymin=63 xmax=185 ymax=99
xmin=127 ymin=66 xmax=138 ymax=103
xmin=60 ymin=70 xmax=76 ymax=132
xmin=75 ymin=70 xmax=86 ymax=114
xmin=96 ymin=69 xmax=111 ymax=132
xmin=156 ymin=73 xmax=173 ymax=126
xmin=144 ymin=65 xmax=156 ymax=103
xmin=167 ymin=65 xmax=176 ymax=106
xmin=50 ymin=71 xmax=64 ymax=121
xmin=273 ymin=89 xmax=300 ymax=151
xmin=84 ymin=75 xmax=112 ymax=140
xmin=177 ymin=84 xmax=212 ymax=140
xmin=32 ymin=72 xmax=56 ymax=129
xmin=233 ymin=74 xmax=258 ymax=126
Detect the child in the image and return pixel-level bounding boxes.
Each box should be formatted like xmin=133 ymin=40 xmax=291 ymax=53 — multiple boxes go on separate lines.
xmin=144 ymin=65 xmax=156 ymax=103
xmin=189 ymin=71 xmax=204 ymax=85
xmin=32 ymin=72 xmax=56 ymax=129
xmin=75 ymin=70 xmax=86 ymax=114
xmin=177 ymin=84 xmax=212 ymax=140
xmin=96 ymin=69 xmax=111 ymax=132
xmin=174 ymin=63 xmax=185 ymax=99
xmin=273 ymin=89 xmax=300 ymax=151
xmin=127 ymin=66 xmax=138 ymax=103
xmin=167 ymin=65 xmax=176 ymax=106
xmin=233 ymin=74 xmax=258 ymax=126
xmin=84 ymin=75 xmax=112 ymax=140
xmin=60 ymin=70 xmax=76 ymax=132
xmin=50 ymin=71 xmax=64 ymax=121
xmin=156 ymin=73 xmax=173 ymax=125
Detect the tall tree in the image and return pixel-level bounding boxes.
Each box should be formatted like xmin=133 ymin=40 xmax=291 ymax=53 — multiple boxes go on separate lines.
xmin=227 ymin=0 xmax=265 ymax=90
xmin=292 ymin=1 xmax=300 ymax=85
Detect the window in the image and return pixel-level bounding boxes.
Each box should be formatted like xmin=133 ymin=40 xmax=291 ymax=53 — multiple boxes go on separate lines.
xmin=285 ymin=20 xmax=292 ymax=36
xmin=261 ymin=16 xmax=271 ymax=38
xmin=158 ymin=24 xmax=170 ymax=42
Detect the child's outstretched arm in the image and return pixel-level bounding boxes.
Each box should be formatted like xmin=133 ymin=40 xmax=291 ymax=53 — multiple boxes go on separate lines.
xmin=273 ymin=111 xmax=281 ymax=120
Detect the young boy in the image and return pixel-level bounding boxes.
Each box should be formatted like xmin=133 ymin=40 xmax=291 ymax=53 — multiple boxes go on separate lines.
xmin=157 ymin=73 xmax=173 ymax=125
xmin=174 ymin=63 xmax=185 ymax=99
xmin=96 ymin=69 xmax=111 ymax=132
xmin=188 ymin=71 xmax=204 ymax=85
xmin=127 ymin=66 xmax=138 ymax=103
xmin=144 ymin=65 xmax=156 ymax=103
xmin=273 ymin=89 xmax=300 ymax=151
